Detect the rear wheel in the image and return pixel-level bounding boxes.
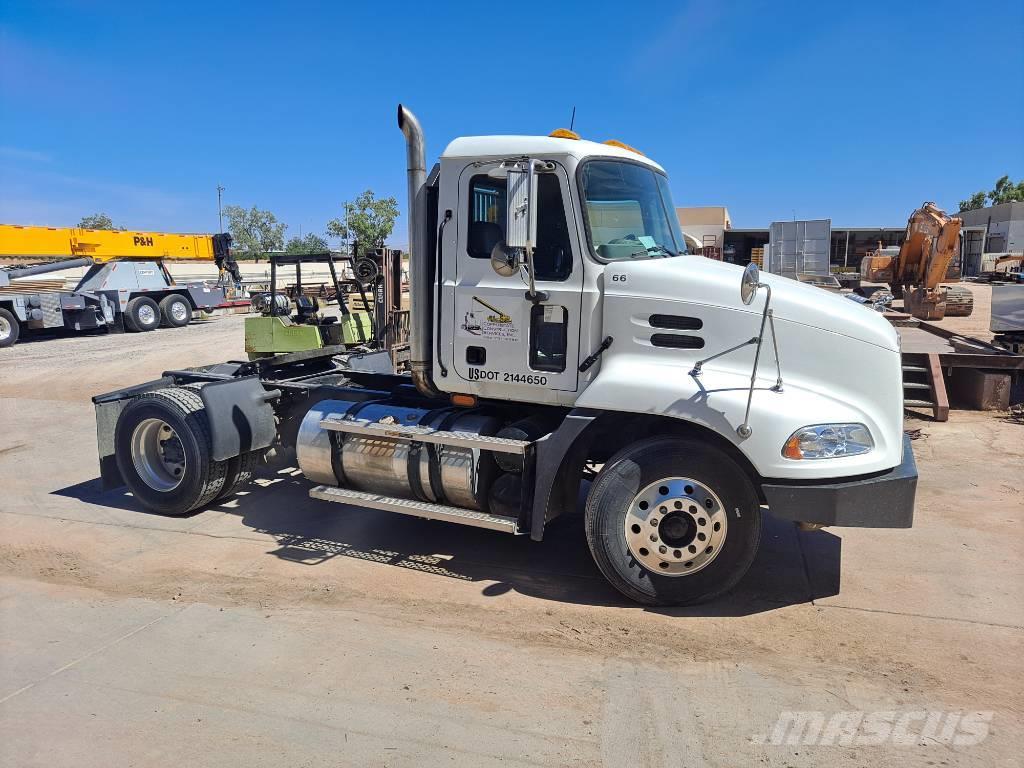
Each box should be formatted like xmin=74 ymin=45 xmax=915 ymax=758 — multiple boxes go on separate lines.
xmin=218 ymin=450 xmax=263 ymax=501
xmin=585 ymin=436 xmax=762 ymax=606
xmin=0 ymin=308 xmax=20 ymax=348
xmin=159 ymin=294 xmax=192 ymax=327
xmin=114 ymin=387 xmax=227 ymax=515
xmin=124 ymin=296 xmax=161 ymax=332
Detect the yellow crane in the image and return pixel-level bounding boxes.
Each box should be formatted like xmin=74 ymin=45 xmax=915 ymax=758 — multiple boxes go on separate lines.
xmin=0 ymin=224 xmax=237 ymax=347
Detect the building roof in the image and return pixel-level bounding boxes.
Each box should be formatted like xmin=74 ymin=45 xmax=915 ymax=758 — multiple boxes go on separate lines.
xmin=441 ymin=135 xmax=664 ymax=172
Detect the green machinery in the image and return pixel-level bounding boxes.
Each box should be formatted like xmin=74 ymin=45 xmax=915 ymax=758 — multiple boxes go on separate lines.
xmin=244 ymin=253 xmax=375 ymax=359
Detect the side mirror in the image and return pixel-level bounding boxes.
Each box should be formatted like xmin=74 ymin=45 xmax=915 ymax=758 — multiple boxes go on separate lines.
xmin=490 ymin=241 xmax=519 ymax=277
xmin=505 ymin=163 xmax=538 ymax=252
xmin=741 ymin=262 xmax=761 ymax=305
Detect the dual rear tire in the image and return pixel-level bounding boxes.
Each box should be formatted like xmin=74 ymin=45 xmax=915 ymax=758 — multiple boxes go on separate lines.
xmin=115 ymin=387 xmax=261 ymax=516
xmin=123 ymin=294 xmax=192 ymax=333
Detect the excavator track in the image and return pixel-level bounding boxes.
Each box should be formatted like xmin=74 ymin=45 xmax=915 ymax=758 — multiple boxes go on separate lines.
xmin=943 ymin=285 xmax=974 ymax=317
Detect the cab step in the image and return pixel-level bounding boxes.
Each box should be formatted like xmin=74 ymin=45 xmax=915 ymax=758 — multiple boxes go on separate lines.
xmin=319 ymin=417 xmax=530 ymax=454
xmin=309 ymin=485 xmax=522 ymax=533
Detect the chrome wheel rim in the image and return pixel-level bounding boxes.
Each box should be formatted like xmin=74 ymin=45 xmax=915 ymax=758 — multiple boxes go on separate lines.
xmin=624 ymin=477 xmax=728 ymax=576
xmin=130 ymin=418 xmax=186 ymax=491
xmin=170 ymin=301 xmax=189 ymax=322
xmin=0 ymin=316 xmax=10 ymax=341
xmin=138 ymin=304 xmax=156 ymax=326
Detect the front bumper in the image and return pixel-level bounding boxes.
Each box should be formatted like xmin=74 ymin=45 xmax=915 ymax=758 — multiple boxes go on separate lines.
xmin=761 ymin=434 xmax=917 ymax=528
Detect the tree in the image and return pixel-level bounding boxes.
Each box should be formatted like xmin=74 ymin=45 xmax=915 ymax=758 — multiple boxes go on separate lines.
xmin=958 ymin=191 xmax=987 ymax=213
xmin=284 ymin=233 xmax=330 ymax=254
xmin=78 ymin=213 xmax=124 ymax=230
xmin=959 ymin=176 xmax=1024 ymax=212
xmin=326 ymin=190 xmax=399 ymax=256
xmin=223 ymin=205 xmax=286 ymax=259
xmin=989 ymin=175 xmax=1024 ymax=206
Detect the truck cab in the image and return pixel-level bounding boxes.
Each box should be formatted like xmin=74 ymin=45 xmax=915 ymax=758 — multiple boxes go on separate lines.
xmin=428 ymin=129 xmax=908 ymax=482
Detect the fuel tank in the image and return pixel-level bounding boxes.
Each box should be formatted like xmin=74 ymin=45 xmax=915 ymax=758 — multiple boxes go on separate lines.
xmin=296 ymin=398 xmax=501 ymax=511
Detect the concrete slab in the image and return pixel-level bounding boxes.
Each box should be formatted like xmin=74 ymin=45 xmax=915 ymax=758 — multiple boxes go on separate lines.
xmin=2 ymin=305 xmax=1023 ymax=766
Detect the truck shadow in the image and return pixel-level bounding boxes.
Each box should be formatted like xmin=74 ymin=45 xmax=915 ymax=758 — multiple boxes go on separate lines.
xmin=55 ymin=466 xmax=841 ymax=617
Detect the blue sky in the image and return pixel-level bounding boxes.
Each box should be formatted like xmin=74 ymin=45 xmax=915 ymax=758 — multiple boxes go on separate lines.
xmin=1 ymin=0 xmax=1022 ymax=245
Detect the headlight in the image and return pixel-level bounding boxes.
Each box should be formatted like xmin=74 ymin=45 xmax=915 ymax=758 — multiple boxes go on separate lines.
xmin=782 ymin=424 xmax=873 ymax=460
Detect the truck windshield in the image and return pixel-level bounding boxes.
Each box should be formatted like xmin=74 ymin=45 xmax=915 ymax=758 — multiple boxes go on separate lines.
xmin=580 ymin=160 xmax=687 ymax=261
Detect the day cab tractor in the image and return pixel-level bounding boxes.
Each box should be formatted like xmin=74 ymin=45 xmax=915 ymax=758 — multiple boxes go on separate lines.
xmin=92 ymin=106 xmax=917 ymax=606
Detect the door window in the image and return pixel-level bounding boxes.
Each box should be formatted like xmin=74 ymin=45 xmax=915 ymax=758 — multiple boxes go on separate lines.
xmin=466 ymin=173 xmax=573 ymax=281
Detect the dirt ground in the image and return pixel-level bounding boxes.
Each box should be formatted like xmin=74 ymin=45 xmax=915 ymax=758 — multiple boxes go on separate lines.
xmin=0 ymin=312 xmax=1021 ymax=767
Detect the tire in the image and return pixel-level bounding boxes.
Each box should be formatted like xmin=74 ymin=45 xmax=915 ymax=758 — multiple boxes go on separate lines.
xmin=584 ymin=436 xmax=762 ymax=606
xmin=159 ymin=294 xmax=192 ymax=328
xmin=124 ymin=296 xmax=161 ymax=332
xmin=0 ymin=307 xmax=20 ymax=348
xmin=218 ymin=450 xmax=263 ymax=501
xmin=177 ymin=383 xmax=262 ymax=502
xmin=114 ymin=387 xmax=228 ymax=515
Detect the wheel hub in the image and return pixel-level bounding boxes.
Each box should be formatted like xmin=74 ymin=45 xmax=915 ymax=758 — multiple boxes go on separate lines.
xmin=0 ymin=316 xmax=10 ymax=341
xmin=130 ymin=418 xmax=186 ymax=491
xmin=170 ymin=302 xmax=188 ymax=322
xmin=624 ymin=477 xmax=728 ymax=576
xmin=138 ymin=305 xmax=156 ymax=325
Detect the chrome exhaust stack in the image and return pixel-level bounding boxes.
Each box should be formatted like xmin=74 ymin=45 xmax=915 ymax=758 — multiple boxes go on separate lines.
xmin=397 ymin=104 xmax=441 ymax=397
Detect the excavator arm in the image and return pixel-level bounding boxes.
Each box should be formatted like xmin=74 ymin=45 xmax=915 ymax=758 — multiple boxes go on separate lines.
xmin=860 ymin=202 xmax=970 ymax=320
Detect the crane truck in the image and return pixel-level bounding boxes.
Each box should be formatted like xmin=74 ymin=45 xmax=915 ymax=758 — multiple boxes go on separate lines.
xmin=91 ymin=106 xmax=917 ymax=606
xmin=0 ymin=224 xmax=239 ymax=348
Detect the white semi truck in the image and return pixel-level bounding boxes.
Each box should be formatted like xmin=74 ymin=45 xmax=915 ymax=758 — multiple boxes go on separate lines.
xmin=92 ymin=106 xmax=917 ymax=606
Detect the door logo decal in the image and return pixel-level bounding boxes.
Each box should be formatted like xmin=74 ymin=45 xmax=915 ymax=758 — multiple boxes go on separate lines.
xmin=459 ymin=296 xmax=519 ymax=342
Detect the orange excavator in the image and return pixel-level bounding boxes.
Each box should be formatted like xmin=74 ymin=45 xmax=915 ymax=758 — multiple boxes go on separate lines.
xmin=860 ymin=202 xmax=973 ymax=320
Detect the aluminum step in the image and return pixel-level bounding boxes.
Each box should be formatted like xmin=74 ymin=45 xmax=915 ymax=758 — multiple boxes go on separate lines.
xmin=904 ymin=399 xmax=935 ymax=407
xmin=902 ymin=365 xmax=928 ymax=374
xmin=309 ymin=485 xmax=521 ymax=533
xmin=902 ymin=381 xmax=931 ymax=390
xmin=319 ymin=417 xmax=530 ymax=455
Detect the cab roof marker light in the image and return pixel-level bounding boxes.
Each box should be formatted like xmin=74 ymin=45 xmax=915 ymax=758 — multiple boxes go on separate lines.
xmin=549 ymin=128 xmax=580 ymax=140
xmin=603 ymin=139 xmax=645 ymax=156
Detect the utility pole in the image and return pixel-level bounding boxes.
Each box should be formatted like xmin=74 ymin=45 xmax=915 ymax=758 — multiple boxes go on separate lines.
xmin=216 ymin=185 xmax=225 ymax=233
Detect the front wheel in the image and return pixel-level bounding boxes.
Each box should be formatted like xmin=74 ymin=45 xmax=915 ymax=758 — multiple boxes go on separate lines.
xmin=585 ymin=436 xmax=762 ymax=606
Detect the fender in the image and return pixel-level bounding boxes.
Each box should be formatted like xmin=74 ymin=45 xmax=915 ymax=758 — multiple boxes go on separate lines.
xmin=199 ymin=377 xmax=280 ymax=461
xmin=573 ymin=312 xmax=904 ymax=480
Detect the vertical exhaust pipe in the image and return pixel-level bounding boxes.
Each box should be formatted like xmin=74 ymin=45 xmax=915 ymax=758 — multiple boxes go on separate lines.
xmin=398 ymin=104 xmax=441 ymax=397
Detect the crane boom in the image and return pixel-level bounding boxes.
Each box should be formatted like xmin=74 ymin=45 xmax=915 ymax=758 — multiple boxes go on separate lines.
xmin=0 ymin=223 xmax=219 ymax=263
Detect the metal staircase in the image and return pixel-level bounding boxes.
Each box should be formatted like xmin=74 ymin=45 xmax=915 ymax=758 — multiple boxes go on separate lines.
xmin=902 ymin=353 xmax=948 ymax=421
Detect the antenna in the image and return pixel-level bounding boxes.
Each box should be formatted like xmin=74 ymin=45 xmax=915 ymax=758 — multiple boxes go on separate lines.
xmin=569 ymin=106 xmax=576 ymax=132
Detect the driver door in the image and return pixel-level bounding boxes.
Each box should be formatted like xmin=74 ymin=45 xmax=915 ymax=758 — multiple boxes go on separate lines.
xmin=452 ymin=161 xmax=583 ymax=396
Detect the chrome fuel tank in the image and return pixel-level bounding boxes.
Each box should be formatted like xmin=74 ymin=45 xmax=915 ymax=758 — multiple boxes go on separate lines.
xmin=296 ymin=398 xmax=500 ymax=511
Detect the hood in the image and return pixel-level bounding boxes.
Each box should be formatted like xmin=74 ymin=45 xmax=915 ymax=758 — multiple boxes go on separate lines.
xmin=605 ymin=255 xmax=900 ymax=353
